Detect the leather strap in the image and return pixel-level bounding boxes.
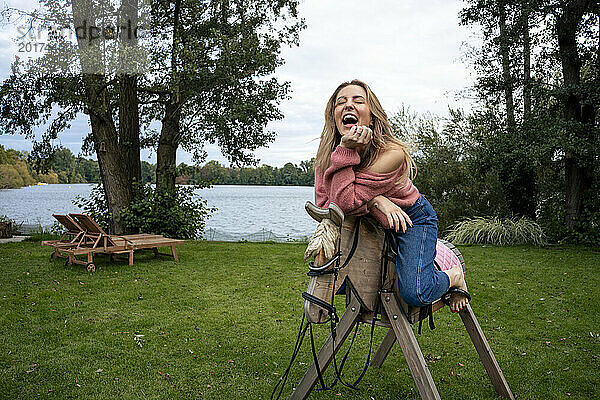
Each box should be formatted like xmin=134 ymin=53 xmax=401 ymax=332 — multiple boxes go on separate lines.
xmin=302 ymin=291 xmax=336 ymax=318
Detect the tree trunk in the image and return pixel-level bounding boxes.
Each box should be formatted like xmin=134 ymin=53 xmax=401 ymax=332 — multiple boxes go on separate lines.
xmin=522 ymin=7 xmax=531 ymax=119
xmin=556 ymin=0 xmax=593 ymax=231
xmin=498 ymin=3 xmax=516 ymax=131
xmin=84 ymin=75 xmax=133 ymax=234
xmin=519 ymin=6 xmax=536 ymax=220
xmin=156 ymin=0 xmax=182 ymax=194
xmin=118 ymin=0 xmax=142 ymax=190
xmin=156 ymin=102 xmax=181 ymax=193
xmin=497 ymin=2 xmax=536 ymax=219
xmin=0 ymin=221 xmax=12 ymax=238
xmin=119 ymin=74 xmax=142 ymax=188
xmin=73 ymin=0 xmax=139 ymax=234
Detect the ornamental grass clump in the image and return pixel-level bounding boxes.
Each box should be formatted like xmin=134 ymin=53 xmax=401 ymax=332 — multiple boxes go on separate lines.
xmin=445 ymin=216 xmax=547 ymax=246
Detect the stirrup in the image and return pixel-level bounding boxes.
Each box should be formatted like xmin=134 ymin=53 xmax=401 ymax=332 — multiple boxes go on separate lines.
xmin=441 ymin=288 xmax=472 ymax=306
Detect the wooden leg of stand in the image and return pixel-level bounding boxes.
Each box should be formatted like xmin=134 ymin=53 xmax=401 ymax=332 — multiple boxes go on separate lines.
xmin=381 ymin=293 xmax=441 ymax=400
xmin=370 ymin=328 xmax=395 ymax=368
xmin=289 ymin=295 xmax=362 ymax=400
xmin=459 ymin=304 xmax=515 ymax=399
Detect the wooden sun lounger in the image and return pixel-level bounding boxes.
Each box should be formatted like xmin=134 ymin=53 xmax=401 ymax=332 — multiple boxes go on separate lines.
xmin=42 ymin=214 xmax=184 ymax=272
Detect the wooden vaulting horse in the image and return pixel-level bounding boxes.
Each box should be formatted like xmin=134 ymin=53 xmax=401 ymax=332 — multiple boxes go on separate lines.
xmin=290 ymin=201 xmax=515 ymax=400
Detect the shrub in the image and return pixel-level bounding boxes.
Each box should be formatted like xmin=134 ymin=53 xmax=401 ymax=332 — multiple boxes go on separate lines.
xmin=0 ymin=215 xmax=14 ymax=238
xmin=445 ymin=216 xmax=547 ymax=246
xmin=557 ymin=204 xmax=600 ymax=246
xmin=74 ymin=184 xmax=214 ymax=239
xmin=120 ymin=184 xmax=214 ymax=239
xmin=536 ymin=175 xmax=600 ymax=246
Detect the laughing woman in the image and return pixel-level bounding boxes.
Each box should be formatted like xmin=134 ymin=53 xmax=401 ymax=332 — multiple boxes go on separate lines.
xmin=314 ymin=79 xmax=469 ymax=312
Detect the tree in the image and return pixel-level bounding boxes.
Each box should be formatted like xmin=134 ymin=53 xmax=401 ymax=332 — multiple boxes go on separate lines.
xmin=280 ymin=162 xmax=300 ymax=185
xmin=49 ymin=147 xmax=76 ymax=183
xmin=460 ymin=0 xmax=538 ymax=220
xmin=0 ymin=0 xmax=147 ymax=232
xmin=299 ymin=158 xmax=315 ymax=185
xmin=143 ymin=0 xmax=304 ymax=193
xmin=199 ymin=160 xmax=229 ymax=184
xmin=460 ymin=0 xmax=600 ymax=239
xmin=390 ymin=106 xmax=509 ymax=233
xmin=140 ymin=161 xmax=155 ymax=183
xmin=0 ymin=0 xmax=304 ymax=233
xmin=555 ymin=0 xmax=598 ymax=230
xmin=76 ymin=157 xmax=101 ymax=183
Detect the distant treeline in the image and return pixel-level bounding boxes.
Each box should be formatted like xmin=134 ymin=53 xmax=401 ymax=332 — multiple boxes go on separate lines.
xmin=176 ymin=159 xmax=315 ymax=186
xmin=0 ymin=145 xmax=98 ymax=188
xmin=0 ymin=145 xmax=315 ymax=188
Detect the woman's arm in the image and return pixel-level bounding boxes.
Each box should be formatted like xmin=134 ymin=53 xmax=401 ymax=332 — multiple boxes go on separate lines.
xmin=324 ymin=145 xmax=406 ymax=214
xmin=314 ymin=167 xmax=328 ymax=208
xmin=323 ymin=146 xmax=370 ymax=214
xmin=367 ymin=195 xmax=413 ymax=232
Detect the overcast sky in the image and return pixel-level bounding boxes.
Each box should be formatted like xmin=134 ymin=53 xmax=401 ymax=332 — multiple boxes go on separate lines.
xmin=0 ymin=0 xmax=475 ymax=168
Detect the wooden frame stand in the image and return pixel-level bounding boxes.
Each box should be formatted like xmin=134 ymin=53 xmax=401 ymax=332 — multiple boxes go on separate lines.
xmin=289 ymin=289 xmax=514 ymax=400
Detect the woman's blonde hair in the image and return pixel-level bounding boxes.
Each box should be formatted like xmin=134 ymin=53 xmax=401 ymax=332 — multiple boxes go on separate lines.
xmin=315 ymin=79 xmax=416 ymax=184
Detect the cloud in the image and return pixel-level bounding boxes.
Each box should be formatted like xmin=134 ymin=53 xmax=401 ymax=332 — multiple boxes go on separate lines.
xmin=250 ymin=0 xmax=473 ymax=167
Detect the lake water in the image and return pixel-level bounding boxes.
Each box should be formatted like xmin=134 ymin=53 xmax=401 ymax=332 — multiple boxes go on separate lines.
xmin=0 ymin=184 xmax=319 ymax=241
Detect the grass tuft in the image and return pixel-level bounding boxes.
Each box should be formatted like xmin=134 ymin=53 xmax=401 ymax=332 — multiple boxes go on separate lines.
xmin=445 ymin=216 xmax=547 ymax=245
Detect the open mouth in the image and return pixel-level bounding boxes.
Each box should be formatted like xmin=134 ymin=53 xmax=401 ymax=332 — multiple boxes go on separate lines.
xmin=342 ymin=113 xmax=358 ymax=128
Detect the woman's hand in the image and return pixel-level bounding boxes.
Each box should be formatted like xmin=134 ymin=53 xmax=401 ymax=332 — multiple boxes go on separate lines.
xmin=368 ymin=195 xmax=413 ymax=233
xmin=340 ymin=125 xmax=372 ymax=151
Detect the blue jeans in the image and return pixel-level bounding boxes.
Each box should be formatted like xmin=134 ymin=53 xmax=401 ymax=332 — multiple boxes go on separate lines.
xmin=394 ymin=194 xmax=450 ymax=307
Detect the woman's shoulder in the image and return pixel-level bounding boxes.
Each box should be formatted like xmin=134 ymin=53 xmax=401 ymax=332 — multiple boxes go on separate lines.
xmin=366 ymin=144 xmax=406 ymax=174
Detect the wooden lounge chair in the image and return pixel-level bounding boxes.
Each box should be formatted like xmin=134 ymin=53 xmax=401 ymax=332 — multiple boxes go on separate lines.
xmin=42 ymin=213 xmax=184 ymax=272
xmin=41 ymin=214 xmax=86 ymax=258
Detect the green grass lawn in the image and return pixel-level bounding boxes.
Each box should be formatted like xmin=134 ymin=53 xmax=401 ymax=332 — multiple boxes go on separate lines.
xmin=1 ymin=240 xmax=599 ymax=399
